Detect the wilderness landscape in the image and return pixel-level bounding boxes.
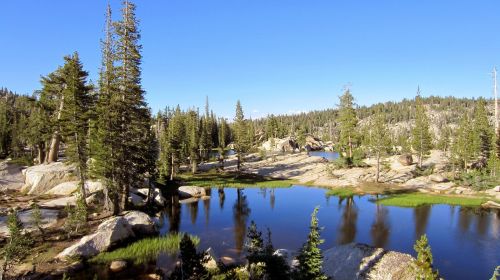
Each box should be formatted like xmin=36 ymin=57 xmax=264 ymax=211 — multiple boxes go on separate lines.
xmin=1 ymin=1 xmax=500 ymax=280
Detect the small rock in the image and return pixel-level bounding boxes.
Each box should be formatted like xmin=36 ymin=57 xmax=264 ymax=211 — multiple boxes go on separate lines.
xmin=398 ymin=154 xmax=413 ymax=166
xmin=178 ymin=186 xmax=206 ymax=199
xmin=109 ymin=260 xmax=127 ymax=272
xmin=429 ymin=174 xmax=448 ymax=183
xmin=494 ymin=186 xmax=500 ymax=192
xmin=482 ymin=201 xmax=500 ymax=209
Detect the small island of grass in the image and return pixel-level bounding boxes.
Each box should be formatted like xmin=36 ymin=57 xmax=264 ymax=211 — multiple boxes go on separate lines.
xmin=375 ymin=193 xmax=489 ymax=207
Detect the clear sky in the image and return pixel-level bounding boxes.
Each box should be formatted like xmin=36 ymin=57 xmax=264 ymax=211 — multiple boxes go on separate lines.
xmin=1 ymin=0 xmax=499 ymax=119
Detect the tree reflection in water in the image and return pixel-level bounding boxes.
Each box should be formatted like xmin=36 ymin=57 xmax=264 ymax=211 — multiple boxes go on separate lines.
xmin=414 ymin=205 xmax=431 ymax=238
xmin=188 ymin=200 xmax=199 ymax=225
xmin=338 ymin=196 xmax=358 ymax=244
xmin=166 ymin=192 xmax=181 ymax=233
xmin=270 ymin=189 xmax=276 ymax=210
xmin=233 ymin=189 xmax=251 ymax=255
xmin=204 ymin=188 xmax=211 ymax=225
xmin=371 ymin=204 xmax=390 ymax=248
xmin=218 ymin=188 xmax=225 ymax=210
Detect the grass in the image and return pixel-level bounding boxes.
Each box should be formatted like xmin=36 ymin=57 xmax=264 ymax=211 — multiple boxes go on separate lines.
xmin=90 ymin=233 xmax=200 ymax=265
xmin=325 ymin=187 xmax=358 ymax=198
xmin=375 ymin=193 xmax=489 ymax=207
xmin=178 ymin=170 xmax=295 ymax=188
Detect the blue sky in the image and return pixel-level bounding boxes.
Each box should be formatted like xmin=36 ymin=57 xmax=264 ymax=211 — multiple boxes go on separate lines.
xmin=1 ymin=1 xmax=499 ymax=119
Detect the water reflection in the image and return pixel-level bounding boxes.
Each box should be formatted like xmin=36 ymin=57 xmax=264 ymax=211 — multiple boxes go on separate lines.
xmin=188 ymin=200 xmax=199 ymax=225
xmin=166 ymin=193 xmax=181 ymax=232
xmin=270 ymin=189 xmax=276 ymax=210
xmin=338 ymin=196 xmax=358 ymax=244
xmin=414 ymin=205 xmax=431 ymax=238
xmin=218 ymin=188 xmax=225 ymax=210
xmin=155 ymin=186 xmax=500 ymax=280
xmin=233 ymin=189 xmax=251 ymax=255
xmin=371 ymin=205 xmax=390 ymax=248
xmin=204 ymin=189 xmax=211 ymax=225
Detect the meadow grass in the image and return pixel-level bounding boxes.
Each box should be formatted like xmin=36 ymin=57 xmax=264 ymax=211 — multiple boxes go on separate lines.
xmin=375 ymin=193 xmax=488 ymax=207
xmin=90 ymin=233 xmax=200 ymax=265
xmin=325 ymin=187 xmax=358 ymax=198
xmin=178 ymin=170 xmax=295 ymax=188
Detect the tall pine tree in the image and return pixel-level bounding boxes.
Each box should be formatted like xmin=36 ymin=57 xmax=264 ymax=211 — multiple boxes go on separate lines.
xmin=337 ymin=89 xmax=358 ymax=163
xmin=411 ymin=89 xmax=433 ymax=168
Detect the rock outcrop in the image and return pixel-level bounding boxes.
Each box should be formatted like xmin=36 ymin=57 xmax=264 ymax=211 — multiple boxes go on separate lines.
xmin=46 ymin=181 xmax=104 ymax=196
xmin=21 ymin=162 xmax=76 ymax=195
xmin=304 ymin=135 xmax=324 ymax=151
xmin=322 ymin=243 xmax=415 ymax=280
xmin=178 ymin=186 xmax=206 ymax=199
xmin=56 ymin=211 xmax=157 ymax=260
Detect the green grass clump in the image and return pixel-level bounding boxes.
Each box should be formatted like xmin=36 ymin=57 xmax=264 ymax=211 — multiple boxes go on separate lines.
xmin=375 ymin=193 xmax=488 ymax=207
xmin=90 ymin=233 xmax=200 ymax=265
xmin=179 ymin=170 xmax=295 ymax=188
xmin=325 ymin=187 xmax=358 ymax=198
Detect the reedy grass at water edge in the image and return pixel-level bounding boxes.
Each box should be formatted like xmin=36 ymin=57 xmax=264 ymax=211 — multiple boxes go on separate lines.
xmin=375 ymin=193 xmax=489 ymax=207
xmin=90 ymin=233 xmax=200 ymax=265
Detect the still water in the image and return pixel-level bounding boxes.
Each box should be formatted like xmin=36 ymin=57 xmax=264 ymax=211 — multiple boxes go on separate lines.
xmin=308 ymin=151 xmax=339 ymax=161
xmin=158 ymin=186 xmax=499 ymax=280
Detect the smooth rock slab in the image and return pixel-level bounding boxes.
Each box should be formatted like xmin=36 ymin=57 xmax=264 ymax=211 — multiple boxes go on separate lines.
xmin=41 ymin=196 xmax=77 ymax=208
xmin=57 ymin=216 xmax=135 ymax=260
xmin=109 ymin=260 xmax=128 ymax=272
xmin=322 ymin=243 xmax=415 ymax=280
xmin=46 ymin=181 xmax=104 ymax=196
xmin=21 ymin=162 xmax=76 ymax=195
xmin=178 ymin=186 xmax=206 ymax=199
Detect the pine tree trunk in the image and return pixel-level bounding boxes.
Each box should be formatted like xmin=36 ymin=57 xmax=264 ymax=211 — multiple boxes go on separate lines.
xmin=37 ymin=143 xmax=45 ymax=164
xmin=348 ymin=135 xmax=353 ymax=159
xmin=119 ymin=184 xmax=128 ymax=213
xmin=47 ymin=133 xmax=60 ymax=163
xmin=237 ymin=154 xmax=241 ymax=171
xmin=170 ymin=155 xmax=175 ymax=181
xmin=48 ymin=95 xmax=65 ymax=163
xmin=191 ymin=158 xmax=197 ymax=174
xmin=376 ymin=152 xmax=380 ymax=183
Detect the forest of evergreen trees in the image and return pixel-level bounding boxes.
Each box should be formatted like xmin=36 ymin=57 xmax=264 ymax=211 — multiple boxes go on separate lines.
xmin=1 ymin=0 xmax=499 ymax=219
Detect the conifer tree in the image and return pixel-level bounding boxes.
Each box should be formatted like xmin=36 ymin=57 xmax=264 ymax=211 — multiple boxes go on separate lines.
xmin=337 ymin=89 xmax=358 ymax=163
xmin=170 ymin=234 xmax=210 ymax=280
xmin=411 ymin=90 xmax=433 ymax=168
xmin=368 ymin=111 xmax=391 ymax=182
xmin=1 ymin=211 xmax=32 ymax=280
xmin=234 ymin=100 xmax=250 ymax=171
xmin=59 ymin=52 xmax=92 ymax=202
xmin=452 ymin=113 xmax=475 ymax=170
xmin=92 ymin=1 xmax=156 ymax=213
xmin=293 ymin=206 xmax=329 ymax=280
xmin=412 ymin=234 xmax=439 ymax=280
xmin=473 ymin=98 xmax=494 ymax=160
xmin=168 ymin=106 xmax=186 ymax=180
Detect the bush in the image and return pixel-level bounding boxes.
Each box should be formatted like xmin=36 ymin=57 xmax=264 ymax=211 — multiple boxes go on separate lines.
xmin=454 ymin=170 xmax=499 ymax=191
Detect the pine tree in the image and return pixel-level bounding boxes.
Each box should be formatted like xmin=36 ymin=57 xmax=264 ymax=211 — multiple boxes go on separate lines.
xmin=168 ymin=106 xmax=186 ymax=180
xmin=59 ymin=52 xmax=92 ymax=202
xmin=1 ymin=211 xmax=32 ymax=280
xmin=293 ymin=206 xmax=329 ymax=280
xmin=368 ymin=111 xmax=391 ymax=182
xmin=234 ymin=100 xmax=250 ymax=171
xmin=170 ymin=234 xmax=210 ymax=280
xmin=452 ymin=113 xmax=475 ymax=170
xmin=412 ymin=234 xmax=439 ymax=280
xmin=92 ymin=1 xmax=156 ymax=214
xmin=337 ymin=89 xmax=358 ymax=163
xmin=411 ymin=89 xmax=433 ymax=168
xmin=473 ymin=98 xmax=494 ymax=160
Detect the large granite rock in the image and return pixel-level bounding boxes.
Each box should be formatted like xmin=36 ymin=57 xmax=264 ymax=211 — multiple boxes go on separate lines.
xmin=21 ymin=163 xmax=76 ymax=195
xmin=133 ymin=188 xmax=166 ymax=207
xmin=398 ymin=154 xmax=413 ymax=166
xmin=56 ymin=216 xmax=134 ymax=260
xmin=178 ymin=186 xmax=206 ymax=199
xmin=56 ymin=211 xmax=157 ymax=260
xmin=46 ymin=181 xmax=104 ymax=196
xmin=123 ymin=211 xmax=157 ymax=235
xmin=429 ymin=174 xmax=448 ymax=183
xmin=304 ymin=135 xmax=323 ymax=151
xmin=322 ymin=243 xmax=415 ymax=280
